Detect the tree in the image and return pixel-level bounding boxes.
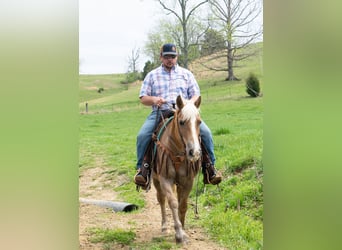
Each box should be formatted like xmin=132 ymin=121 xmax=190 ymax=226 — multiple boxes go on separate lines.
xmin=158 ymin=0 xmax=209 ymax=69
xmin=200 ymin=28 xmax=226 ymax=56
xmin=125 ymin=47 xmax=141 ymax=83
xmin=206 ymin=0 xmax=263 ymax=81
xmin=143 ymin=18 xmax=204 ymax=68
xmin=142 ymin=60 xmax=159 ymax=79
xmin=128 ymin=47 xmax=140 ymax=73
xmin=144 ymin=32 xmax=164 ymax=64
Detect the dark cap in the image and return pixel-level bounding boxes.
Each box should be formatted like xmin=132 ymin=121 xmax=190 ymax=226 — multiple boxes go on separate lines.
xmin=161 ymin=43 xmax=178 ymax=56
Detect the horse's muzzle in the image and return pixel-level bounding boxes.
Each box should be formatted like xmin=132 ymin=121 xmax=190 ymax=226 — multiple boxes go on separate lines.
xmin=187 ymin=147 xmax=201 ymax=162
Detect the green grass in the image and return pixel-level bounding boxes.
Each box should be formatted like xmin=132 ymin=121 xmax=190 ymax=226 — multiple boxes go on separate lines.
xmin=79 ymin=43 xmax=263 ymax=249
xmin=79 ymin=74 xmax=128 ymax=103
xmin=88 ymin=228 xmax=135 ymax=244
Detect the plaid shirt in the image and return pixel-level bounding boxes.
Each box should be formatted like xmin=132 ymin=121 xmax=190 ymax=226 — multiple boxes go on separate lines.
xmin=139 ymin=64 xmax=200 ymax=111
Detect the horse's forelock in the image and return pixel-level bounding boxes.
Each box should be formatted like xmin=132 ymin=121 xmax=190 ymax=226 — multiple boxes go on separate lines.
xmin=179 ymin=101 xmax=200 ymax=121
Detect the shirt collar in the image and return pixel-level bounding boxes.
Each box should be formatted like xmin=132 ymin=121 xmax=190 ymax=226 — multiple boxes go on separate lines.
xmin=161 ymin=64 xmax=178 ymax=73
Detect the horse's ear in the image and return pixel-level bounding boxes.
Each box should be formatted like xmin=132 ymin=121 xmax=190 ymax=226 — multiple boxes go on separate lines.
xmin=194 ymin=96 xmax=201 ymax=108
xmin=176 ymin=95 xmax=184 ymax=109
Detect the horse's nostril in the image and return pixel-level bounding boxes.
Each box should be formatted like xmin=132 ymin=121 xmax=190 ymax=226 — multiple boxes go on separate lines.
xmin=189 ymin=149 xmax=194 ymax=156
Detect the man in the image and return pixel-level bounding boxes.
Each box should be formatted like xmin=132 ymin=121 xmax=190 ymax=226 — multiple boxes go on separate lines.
xmin=134 ymin=43 xmax=222 ymax=188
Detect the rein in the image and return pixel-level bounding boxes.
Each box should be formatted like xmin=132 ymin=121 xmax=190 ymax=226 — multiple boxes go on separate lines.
xmin=153 ymin=111 xmax=187 ymax=172
xmin=156 ymin=141 xmax=185 ymax=171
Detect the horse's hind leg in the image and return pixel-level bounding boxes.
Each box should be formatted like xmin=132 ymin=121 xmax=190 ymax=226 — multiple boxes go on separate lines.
xmin=160 ymin=178 xmax=188 ymax=244
xmin=153 ymin=177 xmax=168 ymax=233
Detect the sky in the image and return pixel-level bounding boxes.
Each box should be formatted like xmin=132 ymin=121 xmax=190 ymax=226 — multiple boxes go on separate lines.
xmin=79 ymin=0 xmax=161 ymax=74
xmin=79 ymin=0 xmax=263 ymax=75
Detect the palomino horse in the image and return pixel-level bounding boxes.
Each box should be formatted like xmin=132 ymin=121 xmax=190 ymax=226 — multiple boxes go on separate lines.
xmin=152 ymin=95 xmax=202 ymax=244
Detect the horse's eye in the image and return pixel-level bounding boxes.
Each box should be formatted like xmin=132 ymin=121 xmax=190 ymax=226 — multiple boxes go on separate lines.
xmin=180 ymin=120 xmax=185 ymax=126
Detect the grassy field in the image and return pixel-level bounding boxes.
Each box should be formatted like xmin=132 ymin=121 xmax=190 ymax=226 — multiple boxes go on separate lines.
xmin=79 ymin=44 xmax=263 ymax=249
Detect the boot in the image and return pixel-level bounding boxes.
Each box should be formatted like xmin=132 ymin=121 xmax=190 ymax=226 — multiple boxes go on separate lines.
xmin=134 ymin=162 xmax=150 ymax=189
xmin=203 ymin=163 xmax=222 ymax=185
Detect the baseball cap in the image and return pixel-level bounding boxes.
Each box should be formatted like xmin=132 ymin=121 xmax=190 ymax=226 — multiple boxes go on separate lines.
xmin=161 ymin=43 xmax=178 ymax=56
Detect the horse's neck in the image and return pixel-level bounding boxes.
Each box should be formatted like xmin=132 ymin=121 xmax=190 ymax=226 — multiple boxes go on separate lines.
xmin=161 ymin=114 xmax=184 ymax=152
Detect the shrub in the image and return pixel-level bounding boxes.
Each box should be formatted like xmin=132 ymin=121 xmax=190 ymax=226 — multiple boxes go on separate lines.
xmin=121 ymin=72 xmax=142 ymax=84
xmin=246 ymin=73 xmax=260 ymax=97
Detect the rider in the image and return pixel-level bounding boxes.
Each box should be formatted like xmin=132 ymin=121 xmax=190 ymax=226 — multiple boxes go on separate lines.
xmin=134 ymin=43 xmax=222 ymax=187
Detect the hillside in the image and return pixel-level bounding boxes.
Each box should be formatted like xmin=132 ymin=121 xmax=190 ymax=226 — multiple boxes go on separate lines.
xmin=78 ymin=42 xmax=263 ymax=112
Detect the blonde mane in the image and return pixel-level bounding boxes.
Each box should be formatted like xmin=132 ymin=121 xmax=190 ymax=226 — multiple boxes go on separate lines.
xmin=179 ymin=101 xmax=200 ymax=121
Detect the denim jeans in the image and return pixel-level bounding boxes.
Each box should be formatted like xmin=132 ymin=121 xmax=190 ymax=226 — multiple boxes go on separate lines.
xmin=136 ymin=110 xmax=216 ymax=169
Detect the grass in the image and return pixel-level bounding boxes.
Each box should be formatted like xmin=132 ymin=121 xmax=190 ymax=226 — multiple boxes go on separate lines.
xmin=88 ymin=228 xmax=135 ymax=244
xmin=79 ymin=43 xmax=263 ymax=249
xmin=79 ymin=74 xmax=128 ymax=103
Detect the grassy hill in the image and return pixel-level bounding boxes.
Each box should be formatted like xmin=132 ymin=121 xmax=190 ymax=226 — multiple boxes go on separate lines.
xmin=79 ymin=42 xmax=263 ymax=249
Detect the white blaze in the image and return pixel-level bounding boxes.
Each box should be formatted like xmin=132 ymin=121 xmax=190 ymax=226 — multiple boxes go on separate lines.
xmin=182 ymin=102 xmax=201 ymax=159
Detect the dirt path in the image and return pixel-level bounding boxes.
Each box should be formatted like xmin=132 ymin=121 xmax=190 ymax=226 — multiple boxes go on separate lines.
xmin=79 ymin=167 xmax=227 ymax=249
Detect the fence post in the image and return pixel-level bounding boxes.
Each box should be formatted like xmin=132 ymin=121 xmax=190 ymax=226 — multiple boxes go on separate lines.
xmin=85 ymin=102 xmax=88 ymax=113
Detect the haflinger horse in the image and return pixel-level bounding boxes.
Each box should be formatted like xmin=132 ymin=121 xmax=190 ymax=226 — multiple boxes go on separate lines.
xmin=152 ymin=95 xmax=202 ymax=244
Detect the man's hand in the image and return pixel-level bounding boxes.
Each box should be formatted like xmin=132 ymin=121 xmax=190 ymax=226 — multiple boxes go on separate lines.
xmin=154 ymin=97 xmax=166 ymax=107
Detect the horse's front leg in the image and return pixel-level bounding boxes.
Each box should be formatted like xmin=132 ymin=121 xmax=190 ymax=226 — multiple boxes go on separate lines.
xmin=160 ymin=177 xmax=188 ymax=244
xmin=177 ymin=180 xmax=194 ymax=228
xmin=153 ymin=177 xmax=168 ymax=233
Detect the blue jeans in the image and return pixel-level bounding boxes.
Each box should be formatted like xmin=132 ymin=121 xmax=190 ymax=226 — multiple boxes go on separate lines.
xmin=136 ymin=110 xmax=216 ymax=169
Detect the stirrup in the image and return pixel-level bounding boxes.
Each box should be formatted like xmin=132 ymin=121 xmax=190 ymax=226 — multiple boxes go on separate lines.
xmin=134 ymin=167 xmax=151 ymax=191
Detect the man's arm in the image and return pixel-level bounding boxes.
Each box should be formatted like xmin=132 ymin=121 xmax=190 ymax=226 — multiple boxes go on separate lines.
xmin=140 ymin=96 xmax=166 ymax=107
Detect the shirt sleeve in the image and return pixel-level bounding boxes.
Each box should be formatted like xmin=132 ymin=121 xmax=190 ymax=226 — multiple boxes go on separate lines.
xmin=139 ymin=72 xmax=152 ymax=98
xmin=187 ymin=71 xmax=201 ymax=98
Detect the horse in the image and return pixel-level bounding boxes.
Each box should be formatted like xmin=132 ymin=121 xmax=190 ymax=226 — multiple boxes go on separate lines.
xmin=152 ymin=95 xmax=202 ymax=244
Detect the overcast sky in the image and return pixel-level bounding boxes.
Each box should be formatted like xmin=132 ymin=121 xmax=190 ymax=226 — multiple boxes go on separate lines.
xmin=79 ymin=0 xmax=263 ymax=75
xmin=79 ymin=0 xmax=161 ymax=74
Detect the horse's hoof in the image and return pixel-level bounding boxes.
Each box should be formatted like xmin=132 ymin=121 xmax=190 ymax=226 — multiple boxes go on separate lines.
xmin=175 ymin=236 xmax=183 ymax=244
xmin=175 ymin=232 xmax=189 ymax=244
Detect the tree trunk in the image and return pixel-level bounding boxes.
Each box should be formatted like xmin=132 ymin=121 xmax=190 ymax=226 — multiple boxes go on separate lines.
xmin=226 ymin=42 xmax=238 ymax=81
xmin=181 ymin=1 xmax=189 ymax=69
xmin=182 ymin=24 xmax=189 ymax=68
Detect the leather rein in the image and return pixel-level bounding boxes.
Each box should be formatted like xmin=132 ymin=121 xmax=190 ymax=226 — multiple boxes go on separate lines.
xmin=153 ymin=110 xmax=187 ymax=172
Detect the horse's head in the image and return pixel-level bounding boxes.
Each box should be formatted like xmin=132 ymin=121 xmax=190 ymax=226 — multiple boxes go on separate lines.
xmin=176 ymin=95 xmax=202 ymax=162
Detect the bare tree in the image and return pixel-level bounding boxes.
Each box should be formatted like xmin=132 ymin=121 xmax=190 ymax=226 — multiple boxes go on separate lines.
xmin=124 ymin=47 xmax=141 ymax=83
xmin=128 ymin=47 xmax=140 ymax=73
xmin=158 ymin=0 xmax=209 ymax=69
xmin=207 ymin=0 xmax=263 ymax=80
